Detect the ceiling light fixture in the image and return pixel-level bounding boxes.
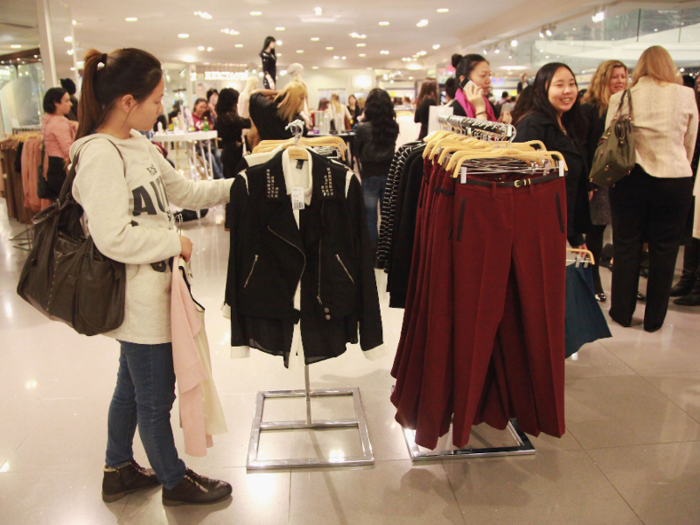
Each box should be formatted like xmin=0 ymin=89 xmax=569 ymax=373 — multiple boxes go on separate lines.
xmin=539 ymin=31 xmax=545 ymax=38
xmin=545 ymin=28 xmax=552 ymax=36
xmin=207 ymin=47 xmax=213 ymax=52
xmin=334 ymin=55 xmax=339 ymax=59
xmin=312 ymin=66 xmax=319 ymax=69
xmin=235 ymin=44 xmax=243 ymax=48
xmin=342 ymin=56 xmax=346 ymax=60
xmin=183 ymin=56 xmax=195 ymax=62
xmin=495 ymin=49 xmax=500 ymax=54
xmin=250 ymin=11 xmax=262 ymax=16
xmin=357 ymin=43 xmax=366 ymax=47
xmin=67 ymin=49 xmax=74 ymax=55
xmin=311 ymin=37 xmax=320 ymax=41
xmin=297 ymin=50 xmax=304 ymax=53
xmin=198 ymin=46 xmax=205 ymax=51
xmin=417 ymin=19 xmax=429 ymax=27
xmin=10 ymin=45 xmax=21 ymax=49
xmin=125 ymin=17 xmax=138 ymax=22
xmin=359 ymin=53 xmax=366 ymax=57
xmin=315 ymin=7 xmax=323 ymax=15
xmin=276 ymin=40 xmax=283 ymax=45
xmin=433 ymin=44 xmax=440 ymax=50
xmin=64 ymin=36 xmax=73 ymax=43
xmin=326 ymin=46 xmax=334 ymax=50
xmin=511 ymin=39 xmax=518 ymax=47
xmin=379 ymin=21 xmax=390 ymax=26
xmin=437 ymin=8 xmax=449 ymax=13
xmin=592 ymin=10 xmax=605 ymax=22
xmin=276 ymin=27 xmax=285 ymax=31
xmin=194 ymin=11 xmax=213 ymax=19
xmin=483 ymin=49 xmax=488 ymax=54
xmin=178 ymin=33 xmax=189 ymax=38
xmin=380 ymin=50 xmax=390 ymax=54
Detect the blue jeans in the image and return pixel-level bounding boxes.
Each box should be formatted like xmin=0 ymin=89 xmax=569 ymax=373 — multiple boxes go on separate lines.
xmin=362 ymin=175 xmax=387 ymax=243
xmin=106 ymin=342 xmax=186 ymax=490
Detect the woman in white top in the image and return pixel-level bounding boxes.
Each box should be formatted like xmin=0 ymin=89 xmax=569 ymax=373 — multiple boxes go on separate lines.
xmin=326 ymin=93 xmax=353 ymax=132
xmin=607 ymin=45 xmax=699 ymax=332
xmin=72 ymin=48 xmax=233 ymax=506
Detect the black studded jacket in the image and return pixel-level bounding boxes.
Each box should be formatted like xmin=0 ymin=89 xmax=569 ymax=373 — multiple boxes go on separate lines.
xmin=225 ymin=150 xmax=384 ymax=367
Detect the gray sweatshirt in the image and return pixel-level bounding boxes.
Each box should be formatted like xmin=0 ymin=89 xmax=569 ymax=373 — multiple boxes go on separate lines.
xmin=70 ymin=131 xmax=232 ymax=344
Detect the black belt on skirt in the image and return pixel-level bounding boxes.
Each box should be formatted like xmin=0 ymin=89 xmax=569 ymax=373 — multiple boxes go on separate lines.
xmin=462 ymin=172 xmax=561 ymax=188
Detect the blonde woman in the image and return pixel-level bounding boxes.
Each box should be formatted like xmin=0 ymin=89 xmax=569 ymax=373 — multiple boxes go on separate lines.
xmin=581 ymin=60 xmax=628 ymax=302
xmin=607 ymin=46 xmax=698 ymax=332
xmin=249 ymin=81 xmax=307 ymax=141
xmin=326 ymin=93 xmax=353 ymax=132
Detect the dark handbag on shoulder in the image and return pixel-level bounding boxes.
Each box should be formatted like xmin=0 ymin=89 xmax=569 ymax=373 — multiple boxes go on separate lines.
xmin=589 ymin=90 xmax=636 ymax=187
xmin=17 ymin=139 xmax=127 ymax=336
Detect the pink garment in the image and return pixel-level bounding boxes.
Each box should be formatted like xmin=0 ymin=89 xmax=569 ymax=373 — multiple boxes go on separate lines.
xmin=20 ymin=137 xmax=51 ymax=213
xmin=455 ymin=88 xmax=497 ymax=122
xmin=42 ymin=113 xmax=75 ymax=159
xmin=171 ymin=257 xmax=227 ymax=456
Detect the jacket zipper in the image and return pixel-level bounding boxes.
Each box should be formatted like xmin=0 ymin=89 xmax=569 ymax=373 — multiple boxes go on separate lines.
xmin=267 ymin=226 xmax=307 ymax=289
xmin=336 ymin=254 xmax=355 ymax=285
xmin=317 ymin=239 xmax=323 ymax=304
xmin=243 ymin=255 xmax=258 ymax=288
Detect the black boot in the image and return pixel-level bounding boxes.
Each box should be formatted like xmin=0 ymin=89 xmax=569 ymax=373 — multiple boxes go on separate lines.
xmin=674 ymin=275 xmax=700 ymax=306
xmin=162 ymin=469 xmax=232 ymax=506
xmin=671 ymin=241 xmax=700 ymax=296
xmin=102 ymin=460 xmax=160 ymax=502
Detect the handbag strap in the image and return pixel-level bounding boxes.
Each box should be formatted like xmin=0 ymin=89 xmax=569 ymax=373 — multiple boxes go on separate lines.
xmin=615 ymin=90 xmax=633 ymax=122
xmin=58 ymin=137 xmax=126 ymax=203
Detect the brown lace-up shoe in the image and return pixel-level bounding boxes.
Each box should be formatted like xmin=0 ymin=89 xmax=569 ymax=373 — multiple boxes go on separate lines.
xmin=162 ymin=469 xmax=232 ymax=506
xmin=102 ymin=460 xmax=160 ymax=502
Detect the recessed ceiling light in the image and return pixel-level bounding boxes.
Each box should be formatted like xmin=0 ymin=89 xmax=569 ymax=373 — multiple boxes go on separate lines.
xmin=312 ymin=66 xmax=319 ymax=69
xmin=409 ymin=76 xmax=414 ymax=80
xmin=235 ymin=44 xmax=243 ymax=48
xmin=379 ymin=21 xmax=390 ymax=26
xmin=311 ymin=37 xmax=320 ymax=41
xmin=72 ymin=19 xmax=78 ymax=25
xmin=357 ymin=43 xmax=366 ymax=47
xmin=432 ymin=44 xmax=440 ymax=50
xmin=10 ymin=45 xmax=21 ymax=49
xmin=326 ymin=47 xmax=334 ymax=50
xmin=67 ymin=49 xmax=74 ymax=55
xmin=178 ymin=34 xmax=189 ymax=38
xmin=207 ymin=47 xmax=213 ymax=52
xmin=495 ymin=49 xmax=500 ymax=54
xmin=250 ymin=11 xmax=262 ymax=16
xmin=125 ymin=17 xmax=138 ymax=22
xmin=183 ymin=56 xmax=195 ymax=62
xmin=198 ymin=46 xmax=205 ymax=51
xmin=297 ymin=50 xmax=304 ymax=53
xmin=380 ymin=50 xmax=390 ymax=54
xmin=546 ymin=29 xmax=553 ymax=36
xmin=342 ymin=56 xmax=346 ymax=60
xmin=194 ymin=11 xmax=212 ymax=19
xmin=276 ymin=27 xmax=285 ymax=31
xmin=315 ymin=7 xmax=323 ymax=15
xmin=64 ymin=36 xmax=73 ymax=43
xmin=417 ymin=19 xmax=429 ymax=27
xmin=333 ymin=55 xmax=339 ymax=59
xmin=276 ymin=40 xmax=283 ymax=45
xmin=359 ymin=53 xmax=366 ymax=57
xmin=437 ymin=8 xmax=449 ymax=13
xmin=277 ymin=53 xmax=282 ymax=56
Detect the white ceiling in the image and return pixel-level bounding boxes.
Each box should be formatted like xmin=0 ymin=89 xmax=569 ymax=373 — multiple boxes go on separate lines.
xmin=0 ymin=0 xmax=695 ymax=75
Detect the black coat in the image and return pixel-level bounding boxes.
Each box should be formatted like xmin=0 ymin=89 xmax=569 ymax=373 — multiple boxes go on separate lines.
xmin=226 ymin=150 xmax=383 ymax=367
xmin=514 ymin=113 xmax=591 ymax=246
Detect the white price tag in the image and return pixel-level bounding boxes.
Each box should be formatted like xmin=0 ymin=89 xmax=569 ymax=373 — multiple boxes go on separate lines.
xmin=460 ymin=166 xmax=467 ymax=184
xmin=559 ymin=161 xmax=565 ymax=178
xmin=291 ymin=187 xmax=305 ymax=210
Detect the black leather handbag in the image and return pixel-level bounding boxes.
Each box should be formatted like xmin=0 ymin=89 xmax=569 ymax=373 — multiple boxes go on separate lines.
xmin=17 ymin=139 xmax=126 ymax=336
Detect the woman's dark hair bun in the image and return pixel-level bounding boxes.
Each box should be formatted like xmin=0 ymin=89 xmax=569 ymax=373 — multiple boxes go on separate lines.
xmin=451 ymin=54 xmax=463 ymax=69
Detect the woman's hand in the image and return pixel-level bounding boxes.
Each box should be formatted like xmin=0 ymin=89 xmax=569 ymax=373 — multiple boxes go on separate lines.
xmin=179 ymin=235 xmax=193 ymax=263
xmin=464 ymin=82 xmax=486 ymax=117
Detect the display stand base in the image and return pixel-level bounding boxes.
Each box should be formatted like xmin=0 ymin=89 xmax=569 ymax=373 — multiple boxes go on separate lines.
xmin=247 ymin=386 xmax=374 ymax=470
xmin=10 ymin=228 xmax=32 ymax=251
xmin=404 ymin=419 xmax=535 ymax=461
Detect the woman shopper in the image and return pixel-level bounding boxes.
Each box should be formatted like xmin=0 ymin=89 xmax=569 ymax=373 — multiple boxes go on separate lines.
xmin=72 ymin=48 xmax=233 ymax=506
xmin=514 ymin=63 xmax=591 ymax=249
xmin=606 ymin=46 xmax=698 ymax=331
xmin=348 ymin=94 xmax=361 ymax=127
xmin=355 ymin=88 xmax=399 ymax=254
xmin=581 ymin=60 xmax=629 ymax=302
xmin=414 ymin=80 xmax=438 ymax=141
xmin=451 ymin=54 xmax=496 ymax=121
xmin=249 ymin=81 xmax=307 ymax=141
xmin=42 ymin=87 xmax=77 ymax=197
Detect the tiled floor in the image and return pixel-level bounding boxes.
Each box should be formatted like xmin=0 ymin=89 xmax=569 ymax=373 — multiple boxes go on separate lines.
xmin=1 ymin=201 xmax=699 ymax=524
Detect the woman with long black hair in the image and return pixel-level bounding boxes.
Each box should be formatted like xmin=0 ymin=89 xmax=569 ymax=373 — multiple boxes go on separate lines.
xmin=354 ymin=88 xmax=399 ymax=252
xmin=260 ymin=36 xmax=277 ymax=89
xmin=514 ymin=62 xmax=591 ymax=249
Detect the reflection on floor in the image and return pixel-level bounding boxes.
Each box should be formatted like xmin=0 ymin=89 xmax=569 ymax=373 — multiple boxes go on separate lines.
xmin=1 ymin=201 xmax=699 ymax=525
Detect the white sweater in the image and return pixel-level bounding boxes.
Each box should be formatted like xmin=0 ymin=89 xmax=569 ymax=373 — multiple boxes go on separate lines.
xmin=70 ymin=131 xmax=233 ymax=344
xmin=606 ymin=76 xmax=698 ymax=179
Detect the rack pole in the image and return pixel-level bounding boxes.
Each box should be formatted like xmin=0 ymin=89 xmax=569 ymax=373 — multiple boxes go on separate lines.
xmin=304 ymin=365 xmax=312 ymax=425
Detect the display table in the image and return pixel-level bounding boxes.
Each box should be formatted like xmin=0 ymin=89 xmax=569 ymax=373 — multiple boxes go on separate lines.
xmin=151 ymin=130 xmax=218 ymax=180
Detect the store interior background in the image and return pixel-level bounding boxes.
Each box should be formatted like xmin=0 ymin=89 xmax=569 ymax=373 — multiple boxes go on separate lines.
xmin=1 ymin=0 xmax=700 ymax=133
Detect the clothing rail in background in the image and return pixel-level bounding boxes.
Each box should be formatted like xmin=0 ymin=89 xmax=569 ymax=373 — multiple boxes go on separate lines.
xmin=437 ymin=114 xmax=516 ymax=141
xmin=12 ymin=125 xmax=42 ymax=135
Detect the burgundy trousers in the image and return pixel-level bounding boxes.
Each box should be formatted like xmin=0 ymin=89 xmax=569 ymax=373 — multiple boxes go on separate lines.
xmin=451 ymin=178 xmax=567 ymax=447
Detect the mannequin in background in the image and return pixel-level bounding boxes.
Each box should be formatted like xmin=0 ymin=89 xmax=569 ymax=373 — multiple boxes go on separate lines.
xmin=260 ymin=37 xmax=277 ymax=89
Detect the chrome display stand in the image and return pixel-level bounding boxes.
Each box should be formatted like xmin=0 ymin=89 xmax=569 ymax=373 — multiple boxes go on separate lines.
xmin=404 ymin=419 xmax=535 ymax=461
xmin=9 ymin=228 xmax=32 ymax=251
xmin=247 ymin=365 xmax=374 ymax=470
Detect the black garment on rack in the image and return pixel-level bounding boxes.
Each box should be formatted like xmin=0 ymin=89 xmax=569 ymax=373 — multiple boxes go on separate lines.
xmin=387 ymin=145 xmax=427 ymax=308
xmin=225 ymin=150 xmax=383 ymax=367
xmin=565 ymin=264 xmax=612 ymax=358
